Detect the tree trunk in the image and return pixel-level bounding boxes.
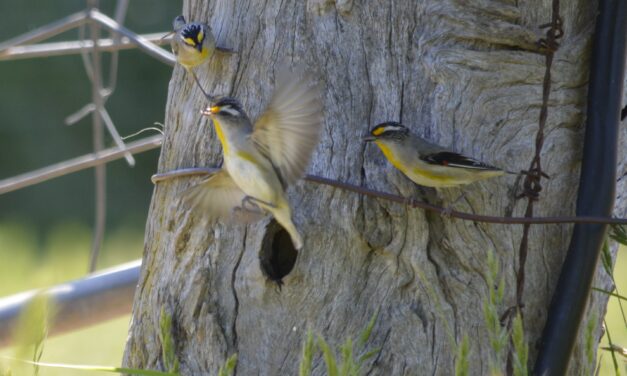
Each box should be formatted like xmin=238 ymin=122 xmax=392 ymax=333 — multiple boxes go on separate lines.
xmin=124 ymin=0 xmax=625 ymax=374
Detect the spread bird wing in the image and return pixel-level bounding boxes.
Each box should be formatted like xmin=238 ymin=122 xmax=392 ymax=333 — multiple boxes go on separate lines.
xmin=420 ymin=151 xmax=501 ymax=171
xmin=251 ymin=70 xmax=323 ymax=187
xmin=182 ymin=169 xmax=265 ymax=223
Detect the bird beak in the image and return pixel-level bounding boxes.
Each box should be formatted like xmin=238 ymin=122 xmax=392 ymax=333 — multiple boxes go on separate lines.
xmin=363 ymin=136 xmax=376 ymax=142
xmin=196 ymin=44 xmax=203 ymax=52
xmin=201 ymin=106 xmax=219 ymax=116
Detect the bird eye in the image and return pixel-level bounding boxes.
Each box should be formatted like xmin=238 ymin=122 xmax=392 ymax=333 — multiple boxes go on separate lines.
xmin=183 ymin=37 xmax=196 ymax=46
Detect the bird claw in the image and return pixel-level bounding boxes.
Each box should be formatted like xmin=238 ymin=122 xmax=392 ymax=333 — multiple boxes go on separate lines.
xmin=233 ymin=205 xmax=263 ymax=216
xmin=241 ymin=196 xmax=276 ymax=211
xmin=241 ymin=197 xmax=259 ymax=212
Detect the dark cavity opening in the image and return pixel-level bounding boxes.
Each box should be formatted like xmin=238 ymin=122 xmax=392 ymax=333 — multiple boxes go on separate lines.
xmin=259 ymin=220 xmax=298 ymax=284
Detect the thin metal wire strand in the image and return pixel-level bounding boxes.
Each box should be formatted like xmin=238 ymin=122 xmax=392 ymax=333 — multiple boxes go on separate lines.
xmin=150 ymin=167 xmax=627 ymax=226
xmin=0 ymin=33 xmax=171 ymax=61
xmin=70 ymin=7 xmax=134 ymax=167
xmin=514 ymin=0 xmax=563 ymax=320
xmin=87 ymin=0 xmax=106 ymax=273
xmin=0 ymin=135 xmax=162 ymax=195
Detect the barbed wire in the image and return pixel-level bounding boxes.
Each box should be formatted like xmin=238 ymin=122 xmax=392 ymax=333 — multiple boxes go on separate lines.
xmin=507 ymin=1 xmax=563 ymax=372
xmin=511 ymin=0 xmax=564 ymax=334
xmin=0 ymin=130 xmax=625 ymax=227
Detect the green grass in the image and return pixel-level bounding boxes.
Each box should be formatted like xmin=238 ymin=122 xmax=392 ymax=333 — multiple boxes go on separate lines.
xmin=0 ymin=220 xmax=144 ymax=296
xmin=598 ymin=247 xmax=627 ymax=375
xmin=1 ymin=316 xmax=131 ymax=376
xmin=0 ymin=221 xmax=626 ymax=374
xmin=0 ymin=220 xmax=142 ymax=375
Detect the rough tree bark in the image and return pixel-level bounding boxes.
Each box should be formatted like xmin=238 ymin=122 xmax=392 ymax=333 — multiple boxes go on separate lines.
xmin=123 ymin=0 xmax=627 ymax=374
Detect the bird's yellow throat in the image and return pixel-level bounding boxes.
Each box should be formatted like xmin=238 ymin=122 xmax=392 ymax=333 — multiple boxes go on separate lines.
xmin=211 ymin=119 xmax=258 ymax=164
xmin=212 ymin=118 xmax=229 ymax=155
xmin=375 ymin=141 xmax=406 ymax=173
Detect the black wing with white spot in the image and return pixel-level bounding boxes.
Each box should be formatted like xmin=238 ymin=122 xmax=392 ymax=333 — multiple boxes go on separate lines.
xmin=421 ymin=151 xmax=501 ymax=171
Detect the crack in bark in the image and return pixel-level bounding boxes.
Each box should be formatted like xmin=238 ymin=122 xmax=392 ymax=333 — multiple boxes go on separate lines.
xmin=399 ymin=80 xmax=405 ymax=123
xmin=192 ymin=268 xmax=211 ymax=321
xmin=431 ymin=317 xmax=439 ymax=375
xmin=365 ymin=327 xmax=391 ymax=375
xmin=230 ymin=228 xmax=247 ymax=374
xmin=394 ymin=204 xmax=411 ymax=288
xmin=424 ymin=216 xmax=459 ymax=339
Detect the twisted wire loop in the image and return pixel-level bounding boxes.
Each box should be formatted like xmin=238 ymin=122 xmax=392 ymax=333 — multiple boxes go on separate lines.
xmin=537 ymin=14 xmax=564 ymax=51
xmin=519 ymin=6 xmax=564 ymax=202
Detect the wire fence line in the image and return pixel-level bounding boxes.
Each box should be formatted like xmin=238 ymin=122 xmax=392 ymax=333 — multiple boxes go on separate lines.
xmin=150 ymin=167 xmax=627 ymax=226
xmin=0 ymin=0 xmax=174 ymax=272
xmin=0 ymin=33 xmax=170 ymax=61
xmin=2 ymin=129 xmax=625 ymax=227
xmin=0 ymin=136 xmax=162 ymax=195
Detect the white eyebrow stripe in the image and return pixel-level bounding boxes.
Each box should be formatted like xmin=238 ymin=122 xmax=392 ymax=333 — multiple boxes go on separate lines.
xmin=381 ymin=126 xmax=404 ymax=132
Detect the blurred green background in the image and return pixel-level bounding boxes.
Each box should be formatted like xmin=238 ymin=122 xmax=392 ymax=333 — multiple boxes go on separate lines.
xmin=0 ymin=1 xmax=180 ymax=374
xmin=0 ymin=1 xmax=625 ymax=375
xmin=0 ymin=0 xmax=180 ymax=233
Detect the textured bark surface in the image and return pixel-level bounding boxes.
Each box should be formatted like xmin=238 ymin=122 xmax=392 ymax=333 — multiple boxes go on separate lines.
xmin=124 ymin=0 xmax=626 ymax=374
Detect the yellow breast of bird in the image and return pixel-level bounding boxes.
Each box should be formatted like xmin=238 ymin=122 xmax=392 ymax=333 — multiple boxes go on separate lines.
xmin=213 ymin=118 xmax=285 ymax=206
xmin=375 ymin=141 xmax=457 ymax=188
xmin=224 ymin=151 xmax=283 ymax=206
xmin=375 ymin=141 xmax=407 ymax=174
xmin=178 ymin=45 xmax=209 ymax=68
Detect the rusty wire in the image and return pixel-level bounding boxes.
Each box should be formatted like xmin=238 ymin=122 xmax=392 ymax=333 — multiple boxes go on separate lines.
xmin=507 ymin=0 xmax=563 ymax=373
xmin=150 ymin=166 xmax=627 ymax=226
xmin=515 ymin=0 xmax=563 ymax=312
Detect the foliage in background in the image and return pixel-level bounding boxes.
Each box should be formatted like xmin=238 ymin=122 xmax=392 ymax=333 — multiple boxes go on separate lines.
xmin=0 ymin=222 xmax=141 ymax=376
xmin=3 ymin=301 xmax=378 ymax=375
xmin=511 ymin=312 xmax=528 ymax=376
xmin=0 ymin=0 xmax=179 ymax=231
xmin=454 ymin=335 xmax=470 ymax=376
xmin=596 ymin=225 xmax=627 ymax=374
xmin=299 ymin=313 xmax=379 ymax=376
xmin=159 ymin=308 xmax=179 ymax=374
xmin=3 ymin=301 xmax=233 ymax=375
xmin=10 ymin=294 xmax=55 ymax=376
xmin=610 ymin=225 xmax=627 ymax=246
xmin=217 ymin=354 xmax=237 ymax=376
xmin=483 ymin=250 xmax=508 ymax=374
